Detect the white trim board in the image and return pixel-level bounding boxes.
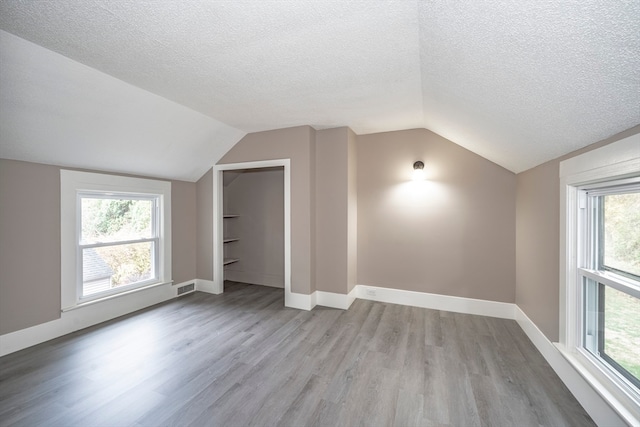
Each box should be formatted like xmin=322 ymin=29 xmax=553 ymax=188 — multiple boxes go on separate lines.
xmin=355 ymin=284 xmax=516 ymax=319
xmin=300 ymin=285 xmax=511 ymax=315
xmin=0 ymin=280 xmax=194 ymax=357
xmin=195 ymin=279 xmax=221 ymax=295
xmin=515 ymin=307 xmax=630 ymax=427
xmin=286 ymin=290 xmax=315 ymax=311
xmin=316 ymin=287 xmax=358 ymax=310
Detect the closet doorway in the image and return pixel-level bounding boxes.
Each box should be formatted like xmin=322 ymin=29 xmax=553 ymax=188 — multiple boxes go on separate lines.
xmin=213 ymin=160 xmax=293 ymax=306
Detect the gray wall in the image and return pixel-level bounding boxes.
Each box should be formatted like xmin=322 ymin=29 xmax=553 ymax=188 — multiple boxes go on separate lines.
xmin=315 ymin=127 xmax=353 ymax=295
xmin=218 ymin=126 xmax=316 ymax=295
xmin=0 ymin=159 xmax=61 ymax=334
xmin=357 ymin=129 xmax=517 ymax=303
xmin=196 ymin=168 xmax=213 ymax=281
xmin=0 ymin=158 xmax=197 ymax=335
xmin=172 ymin=180 xmax=197 ymax=284
xmin=223 ymin=168 xmax=284 ymax=288
xmin=515 ymin=124 xmax=640 ymax=341
xmin=347 ymin=128 xmax=358 ymax=294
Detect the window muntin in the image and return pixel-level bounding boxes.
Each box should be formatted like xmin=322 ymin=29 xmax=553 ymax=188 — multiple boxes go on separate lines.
xmin=78 ymin=193 xmax=160 ymax=300
xmin=580 ymin=182 xmax=640 ymax=395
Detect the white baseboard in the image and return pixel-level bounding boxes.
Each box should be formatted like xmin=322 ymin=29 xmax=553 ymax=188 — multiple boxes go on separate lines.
xmin=196 ymin=278 xmax=222 ymax=294
xmin=315 ymin=287 xmax=357 ymax=310
xmin=515 ymin=307 xmax=629 ymax=427
xmin=355 ymin=284 xmax=516 ymax=319
xmin=285 ymin=290 xmax=315 ymax=311
xmin=0 ymin=280 xmax=191 ymax=357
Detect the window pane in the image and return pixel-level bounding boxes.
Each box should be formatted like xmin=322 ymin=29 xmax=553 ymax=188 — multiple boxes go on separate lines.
xmin=602 ymin=285 xmax=640 ymax=385
xmin=603 ymin=192 xmax=640 ymax=278
xmin=582 ymin=277 xmax=599 ymax=355
xmin=81 ymin=197 xmax=154 ymax=244
xmin=82 ymin=242 xmax=155 ymax=296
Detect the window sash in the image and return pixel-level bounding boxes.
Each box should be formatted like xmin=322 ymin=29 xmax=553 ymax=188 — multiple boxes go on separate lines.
xmin=77 ymin=192 xmax=161 ymax=301
xmin=578 ymin=268 xmax=640 ymax=300
xmin=78 ymin=192 xmax=159 ymax=243
xmin=580 ymin=276 xmax=640 ymax=395
xmin=80 ymin=237 xmax=158 ymax=250
xmin=581 ymin=181 xmax=640 ymax=293
xmin=578 ymin=180 xmax=640 ymax=399
xmin=584 ymin=183 xmax=640 ymax=278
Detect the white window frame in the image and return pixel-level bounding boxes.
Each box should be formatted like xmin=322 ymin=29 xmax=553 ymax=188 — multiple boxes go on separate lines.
xmin=580 ymin=180 xmax=640 ymax=385
xmin=61 ymin=170 xmax=172 ymax=310
xmin=559 ymin=133 xmax=640 ymax=424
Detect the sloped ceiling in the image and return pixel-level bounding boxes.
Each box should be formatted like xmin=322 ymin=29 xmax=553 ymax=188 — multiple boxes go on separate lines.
xmin=0 ymin=31 xmax=245 ymax=182
xmin=0 ymin=0 xmax=638 ymax=177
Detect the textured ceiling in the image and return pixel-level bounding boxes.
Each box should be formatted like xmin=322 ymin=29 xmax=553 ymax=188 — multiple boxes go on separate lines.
xmin=0 ymin=0 xmax=639 ymax=176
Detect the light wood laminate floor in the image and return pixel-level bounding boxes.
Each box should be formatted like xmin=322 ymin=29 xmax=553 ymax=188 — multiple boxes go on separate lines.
xmin=0 ymin=282 xmax=594 ymax=427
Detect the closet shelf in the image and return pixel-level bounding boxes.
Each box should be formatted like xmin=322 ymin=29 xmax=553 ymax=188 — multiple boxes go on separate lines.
xmin=223 ymin=214 xmax=240 ymax=267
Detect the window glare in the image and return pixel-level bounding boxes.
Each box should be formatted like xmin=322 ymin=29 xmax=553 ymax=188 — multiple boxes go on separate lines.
xmin=81 ymin=197 xmax=153 ymax=244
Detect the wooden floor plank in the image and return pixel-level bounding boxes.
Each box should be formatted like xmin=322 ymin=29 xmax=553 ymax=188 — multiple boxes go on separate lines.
xmin=0 ymin=282 xmax=595 ymax=427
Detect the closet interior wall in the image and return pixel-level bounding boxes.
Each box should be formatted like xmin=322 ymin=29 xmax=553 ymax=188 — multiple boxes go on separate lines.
xmin=222 ymin=168 xmax=285 ymax=288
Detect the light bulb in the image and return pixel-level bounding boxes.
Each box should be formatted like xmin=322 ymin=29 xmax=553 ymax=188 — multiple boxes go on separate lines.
xmin=412 ymin=160 xmax=425 ymax=181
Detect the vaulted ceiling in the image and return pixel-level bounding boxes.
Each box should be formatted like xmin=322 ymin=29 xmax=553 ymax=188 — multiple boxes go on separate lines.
xmin=0 ymin=1 xmax=638 ymax=180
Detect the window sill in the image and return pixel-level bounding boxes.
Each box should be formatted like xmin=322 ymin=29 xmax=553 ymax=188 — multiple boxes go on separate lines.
xmin=555 ymin=343 xmax=640 ymax=426
xmin=62 ymin=280 xmax=173 ymax=312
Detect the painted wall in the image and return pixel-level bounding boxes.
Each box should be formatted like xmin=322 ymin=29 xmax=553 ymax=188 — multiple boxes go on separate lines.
xmin=347 ymin=128 xmax=358 ymax=294
xmin=357 ymin=128 xmax=516 ymax=303
xmin=0 ymin=160 xmax=60 ymax=334
xmin=515 ymin=124 xmax=640 ymax=342
xmin=223 ymin=168 xmax=285 ymax=288
xmin=196 ymin=168 xmax=213 ymax=281
xmin=315 ymin=128 xmax=349 ymax=294
xmin=0 ymin=158 xmax=197 ymax=335
xmin=172 ymin=180 xmax=197 ymax=284
xmin=218 ymin=126 xmax=316 ymax=295
xmin=315 ymin=127 xmax=358 ymax=295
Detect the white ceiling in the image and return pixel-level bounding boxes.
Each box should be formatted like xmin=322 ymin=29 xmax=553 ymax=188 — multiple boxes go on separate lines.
xmin=0 ymin=31 xmax=244 ymax=181
xmin=0 ymin=0 xmax=638 ymax=178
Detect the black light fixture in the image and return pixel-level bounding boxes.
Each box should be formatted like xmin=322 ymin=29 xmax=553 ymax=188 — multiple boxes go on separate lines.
xmin=413 ymin=160 xmax=425 ymax=181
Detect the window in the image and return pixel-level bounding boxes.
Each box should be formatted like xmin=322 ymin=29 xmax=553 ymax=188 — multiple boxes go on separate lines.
xmin=79 ymin=194 xmax=159 ymax=299
xmin=580 ymin=181 xmax=640 ymax=392
xmin=61 ymin=171 xmax=171 ymax=308
xmin=560 ymin=133 xmax=640 ymax=424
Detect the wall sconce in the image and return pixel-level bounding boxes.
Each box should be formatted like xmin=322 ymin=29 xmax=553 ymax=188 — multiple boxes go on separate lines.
xmin=413 ymin=161 xmax=425 ymax=181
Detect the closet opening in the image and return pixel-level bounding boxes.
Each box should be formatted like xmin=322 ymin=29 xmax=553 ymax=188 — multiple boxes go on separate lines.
xmin=212 ymin=160 xmax=292 ymax=306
